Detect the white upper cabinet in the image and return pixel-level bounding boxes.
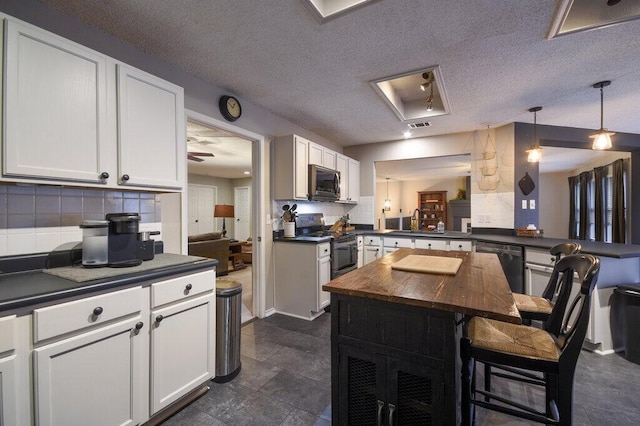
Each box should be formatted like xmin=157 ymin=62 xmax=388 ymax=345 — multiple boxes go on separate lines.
xmin=1 ymin=19 xmax=185 ymax=191
xmin=117 ymin=64 xmax=184 ymax=189
xmin=336 ymin=154 xmax=359 ymax=204
xmin=308 ymin=142 xmax=323 ymax=166
xmin=274 ymin=134 xmax=310 ymax=200
xmin=3 ymin=20 xmax=113 ymax=183
xmin=323 ymin=148 xmax=337 ymax=170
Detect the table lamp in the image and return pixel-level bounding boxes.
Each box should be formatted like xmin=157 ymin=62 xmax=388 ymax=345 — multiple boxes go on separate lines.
xmin=214 ymin=204 xmax=235 ymax=238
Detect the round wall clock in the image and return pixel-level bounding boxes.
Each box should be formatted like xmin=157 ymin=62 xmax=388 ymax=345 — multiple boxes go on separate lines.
xmin=219 ymin=95 xmax=242 ymax=122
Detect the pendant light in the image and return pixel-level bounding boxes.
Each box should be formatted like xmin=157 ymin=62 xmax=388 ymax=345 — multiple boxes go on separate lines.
xmin=526 ymin=106 xmax=543 ymax=163
xmin=590 ymin=80 xmax=614 ymax=150
xmin=384 ymin=178 xmax=391 ymax=211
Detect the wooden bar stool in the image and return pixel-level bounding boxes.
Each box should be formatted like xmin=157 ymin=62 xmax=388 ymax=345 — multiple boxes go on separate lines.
xmin=460 ymin=254 xmax=600 ymax=425
xmin=513 ymin=242 xmax=581 ymax=324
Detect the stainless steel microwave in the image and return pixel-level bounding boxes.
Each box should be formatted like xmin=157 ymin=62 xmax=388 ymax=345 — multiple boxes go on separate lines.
xmin=308 ymin=164 xmax=340 ymax=201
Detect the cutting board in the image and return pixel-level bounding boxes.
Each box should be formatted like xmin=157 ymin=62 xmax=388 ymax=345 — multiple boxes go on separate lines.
xmin=391 ymin=255 xmax=463 ymax=275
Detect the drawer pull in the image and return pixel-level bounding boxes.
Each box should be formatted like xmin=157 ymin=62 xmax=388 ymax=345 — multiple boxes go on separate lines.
xmin=185 ymin=283 xmax=193 ymax=291
xmin=155 ymin=315 xmax=164 ymax=324
xmin=135 ymin=322 xmax=144 ymax=331
xmin=121 ymin=174 xmax=130 ymax=181
xmin=93 ymin=307 xmax=103 ymax=316
xmin=100 ymin=171 xmax=109 ymax=180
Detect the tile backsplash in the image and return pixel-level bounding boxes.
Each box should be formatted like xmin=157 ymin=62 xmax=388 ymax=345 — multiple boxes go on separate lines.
xmin=0 ymin=185 xmax=162 ymax=256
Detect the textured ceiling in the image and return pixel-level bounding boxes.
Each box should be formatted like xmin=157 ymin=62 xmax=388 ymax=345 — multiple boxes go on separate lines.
xmin=40 ymin=0 xmax=640 ymax=148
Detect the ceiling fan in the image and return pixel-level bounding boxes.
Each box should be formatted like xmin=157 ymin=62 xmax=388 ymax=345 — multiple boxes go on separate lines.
xmin=187 ymin=151 xmax=214 ymax=162
xmin=186 ymin=136 xmax=215 ymax=162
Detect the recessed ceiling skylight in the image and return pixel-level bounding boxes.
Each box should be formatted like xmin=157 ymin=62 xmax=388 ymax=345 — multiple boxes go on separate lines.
xmin=548 ymin=0 xmax=640 ymax=38
xmin=301 ymin=0 xmax=379 ymax=23
xmin=370 ymin=66 xmax=451 ymax=123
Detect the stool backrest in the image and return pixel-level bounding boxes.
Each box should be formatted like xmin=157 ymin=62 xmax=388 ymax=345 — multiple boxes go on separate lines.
xmin=541 ymin=242 xmax=582 ymax=301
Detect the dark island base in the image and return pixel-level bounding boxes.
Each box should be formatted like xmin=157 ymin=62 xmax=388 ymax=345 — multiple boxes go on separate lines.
xmin=330 ymin=293 xmax=463 ymax=425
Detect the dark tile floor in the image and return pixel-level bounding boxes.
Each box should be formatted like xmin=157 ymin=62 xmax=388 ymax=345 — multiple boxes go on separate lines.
xmin=164 ymin=313 xmax=640 ymax=425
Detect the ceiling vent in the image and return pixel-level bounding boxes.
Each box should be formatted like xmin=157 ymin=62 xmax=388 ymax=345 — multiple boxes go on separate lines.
xmin=407 ymin=122 xmax=432 ymax=129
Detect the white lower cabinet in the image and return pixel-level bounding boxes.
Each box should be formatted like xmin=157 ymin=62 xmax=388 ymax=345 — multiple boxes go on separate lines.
xmin=149 ymin=270 xmax=215 ymax=414
xmin=357 ymin=236 xmax=363 ymax=268
xmin=382 ymin=237 xmax=413 ymax=255
xmin=274 ymin=242 xmax=331 ymax=320
xmin=0 ymin=315 xmax=18 ymax=426
xmin=414 ymin=238 xmax=448 ymax=251
xmin=363 ymin=236 xmax=382 ymax=266
xmin=32 ymin=286 xmax=144 ymax=426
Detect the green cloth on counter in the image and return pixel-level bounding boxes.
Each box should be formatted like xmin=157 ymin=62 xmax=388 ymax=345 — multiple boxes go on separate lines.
xmin=43 ymin=253 xmax=208 ymax=283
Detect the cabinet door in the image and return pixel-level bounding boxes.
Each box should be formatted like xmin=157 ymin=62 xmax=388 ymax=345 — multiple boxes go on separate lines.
xmin=4 ymin=20 xmax=112 ymax=183
xmin=117 ymin=64 xmax=185 ymax=189
xmin=387 ymin=356 xmax=445 ymax=425
xmin=335 ymin=154 xmax=349 ymax=202
xmin=323 ymin=148 xmax=337 ymax=170
xmin=308 ymin=142 xmax=323 ymax=166
xmin=150 ymin=294 xmax=214 ymax=414
xmin=337 ymin=344 xmax=386 ymax=425
xmin=33 ymin=317 xmax=144 ymax=426
xmin=317 ymin=256 xmax=331 ymax=310
xmin=0 ymin=355 xmax=17 ymax=426
xmin=294 ymin=136 xmax=310 ymax=199
xmin=364 ymin=246 xmax=382 ymax=265
xmin=347 ymin=158 xmax=360 ymax=203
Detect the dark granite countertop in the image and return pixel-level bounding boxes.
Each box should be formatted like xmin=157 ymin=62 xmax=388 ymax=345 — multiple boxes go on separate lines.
xmin=0 ymin=253 xmax=218 ymax=315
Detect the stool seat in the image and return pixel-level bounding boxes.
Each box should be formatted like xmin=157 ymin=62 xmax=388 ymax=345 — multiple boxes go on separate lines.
xmin=513 ymin=293 xmax=554 ymax=315
xmin=468 ymin=316 xmax=560 ymax=362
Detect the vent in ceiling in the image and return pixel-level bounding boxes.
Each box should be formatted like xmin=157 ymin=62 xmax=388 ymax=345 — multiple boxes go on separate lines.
xmin=407 ymin=122 xmax=431 ymax=129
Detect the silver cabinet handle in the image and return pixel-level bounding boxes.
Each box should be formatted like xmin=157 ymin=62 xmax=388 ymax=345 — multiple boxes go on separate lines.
xmin=388 ymin=403 xmax=396 ymax=426
xmin=377 ymin=400 xmax=384 ymax=426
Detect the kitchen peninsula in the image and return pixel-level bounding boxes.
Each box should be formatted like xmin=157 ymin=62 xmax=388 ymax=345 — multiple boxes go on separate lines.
xmin=322 ymin=248 xmax=520 ymax=425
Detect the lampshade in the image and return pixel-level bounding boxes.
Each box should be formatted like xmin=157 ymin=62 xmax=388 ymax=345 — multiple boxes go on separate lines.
xmin=214 ymin=204 xmax=235 ymax=218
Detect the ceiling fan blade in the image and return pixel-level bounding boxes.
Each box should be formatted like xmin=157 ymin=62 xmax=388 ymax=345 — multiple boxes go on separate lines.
xmin=187 ymin=154 xmax=204 ymax=162
xmin=188 ymin=151 xmax=214 ymax=157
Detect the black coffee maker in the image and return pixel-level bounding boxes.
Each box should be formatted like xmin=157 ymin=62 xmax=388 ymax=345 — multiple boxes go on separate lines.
xmin=106 ymin=213 xmax=142 ymax=267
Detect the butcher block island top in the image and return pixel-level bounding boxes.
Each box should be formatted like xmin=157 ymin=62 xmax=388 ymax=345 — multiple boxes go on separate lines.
xmin=323 ymin=248 xmax=521 ymax=324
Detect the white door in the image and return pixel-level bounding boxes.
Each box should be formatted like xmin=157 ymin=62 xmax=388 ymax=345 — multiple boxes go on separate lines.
xmin=317 ymin=256 xmax=332 ymax=310
xmin=188 ymin=184 xmax=216 ymax=235
xmin=234 ymin=187 xmax=251 ymax=241
xmin=33 ymin=318 xmax=144 ymax=426
xmin=364 ymin=246 xmax=381 ymax=265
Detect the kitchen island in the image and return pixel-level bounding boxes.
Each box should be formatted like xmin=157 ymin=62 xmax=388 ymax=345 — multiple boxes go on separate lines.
xmin=322 ymin=248 xmax=519 ymax=425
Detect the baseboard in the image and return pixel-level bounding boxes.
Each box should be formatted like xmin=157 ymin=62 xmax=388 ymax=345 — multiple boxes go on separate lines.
xmin=264 ymin=307 xmax=276 ymax=317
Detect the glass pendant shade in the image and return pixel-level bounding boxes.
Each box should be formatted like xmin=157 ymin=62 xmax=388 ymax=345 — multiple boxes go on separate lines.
xmin=590 ymin=129 xmax=614 ymax=150
xmin=384 ymin=178 xmax=391 ymax=211
xmin=526 ymin=146 xmax=543 ymax=163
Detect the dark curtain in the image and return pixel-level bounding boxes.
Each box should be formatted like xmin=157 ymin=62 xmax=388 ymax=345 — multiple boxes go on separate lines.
xmin=578 ymin=171 xmax=590 ymax=240
xmin=593 ymin=166 xmax=607 ymax=242
xmin=612 ymin=159 xmax=626 ymax=243
xmin=568 ymin=175 xmax=578 ymax=239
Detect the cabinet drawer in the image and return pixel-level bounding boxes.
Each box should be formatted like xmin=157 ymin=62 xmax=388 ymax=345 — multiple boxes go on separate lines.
xmin=450 ymin=240 xmax=473 ymax=252
xmin=415 ymin=239 xmax=448 ymax=250
xmin=34 ymin=286 xmax=142 ymax=342
xmin=151 ymin=270 xmax=215 ymax=308
xmin=363 ymin=236 xmax=381 ymax=246
xmin=383 ymin=238 xmax=413 ymax=249
xmin=317 ymin=243 xmax=331 ymax=259
xmin=0 ymin=315 xmax=16 ymax=353
xmin=526 ymin=248 xmax=555 ymax=266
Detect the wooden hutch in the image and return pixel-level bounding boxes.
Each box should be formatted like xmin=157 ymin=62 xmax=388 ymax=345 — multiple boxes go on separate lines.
xmin=418 ymin=190 xmax=447 ymax=231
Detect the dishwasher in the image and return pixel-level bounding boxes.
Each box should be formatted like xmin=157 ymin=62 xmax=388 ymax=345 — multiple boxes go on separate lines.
xmin=475 ymin=241 xmax=524 ymax=293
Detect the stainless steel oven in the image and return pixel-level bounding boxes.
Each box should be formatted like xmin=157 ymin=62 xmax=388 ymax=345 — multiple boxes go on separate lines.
xmin=331 ymin=234 xmax=358 ymax=278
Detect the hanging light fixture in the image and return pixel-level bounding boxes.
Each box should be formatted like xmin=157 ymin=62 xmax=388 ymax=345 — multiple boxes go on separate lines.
xmin=590 ymin=80 xmax=614 ymax=150
xmin=384 ymin=178 xmax=391 ymax=211
xmin=421 ymin=72 xmax=434 ymax=112
xmin=526 ymin=106 xmax=543 ymax=163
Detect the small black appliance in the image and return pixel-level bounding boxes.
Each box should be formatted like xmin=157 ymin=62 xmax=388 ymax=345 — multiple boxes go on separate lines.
xmin=106 ymin=213 xmax=142 ymax=267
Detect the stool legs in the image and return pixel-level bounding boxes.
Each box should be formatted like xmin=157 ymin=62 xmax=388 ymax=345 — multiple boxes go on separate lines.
xmin=460 ymin=337 xmax=474 ymax=426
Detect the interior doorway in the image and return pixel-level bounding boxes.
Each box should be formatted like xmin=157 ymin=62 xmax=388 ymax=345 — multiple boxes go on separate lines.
xmin=185 ymin=111 xmax=264 ymax=323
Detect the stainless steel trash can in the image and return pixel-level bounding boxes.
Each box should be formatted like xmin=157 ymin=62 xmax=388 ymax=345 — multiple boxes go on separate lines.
xmin=213 ymin=279 xmax=242 ymax=383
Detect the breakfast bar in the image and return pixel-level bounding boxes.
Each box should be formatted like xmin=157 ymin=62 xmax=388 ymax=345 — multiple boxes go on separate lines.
xmin=322 ymin=248 xmax=520 ymax=425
